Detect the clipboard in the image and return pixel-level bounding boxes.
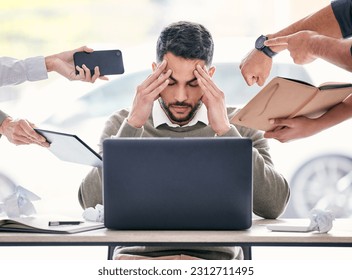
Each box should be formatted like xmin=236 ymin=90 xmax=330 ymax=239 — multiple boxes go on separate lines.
xmin=35 ymin=128 xmax=102 ymax=167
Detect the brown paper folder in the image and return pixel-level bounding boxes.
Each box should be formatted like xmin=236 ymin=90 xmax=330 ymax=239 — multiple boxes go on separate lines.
xmin=231 ymin=77 xmax=352 ymax=131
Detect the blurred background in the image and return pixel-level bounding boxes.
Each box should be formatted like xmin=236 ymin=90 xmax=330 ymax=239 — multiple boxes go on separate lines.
xmin=0 ymin=0 xmax=331 ymax=54
xmin=1 ymin=0 xmax=352 ymax=259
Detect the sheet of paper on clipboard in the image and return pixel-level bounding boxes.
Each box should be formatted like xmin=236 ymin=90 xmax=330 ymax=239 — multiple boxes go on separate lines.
xmin=35 ymin=128 xmax=102 ymax=167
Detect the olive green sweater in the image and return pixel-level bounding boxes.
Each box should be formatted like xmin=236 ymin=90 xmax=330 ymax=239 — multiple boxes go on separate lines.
xmin=78 ymin=106 xmax=290 ymax=260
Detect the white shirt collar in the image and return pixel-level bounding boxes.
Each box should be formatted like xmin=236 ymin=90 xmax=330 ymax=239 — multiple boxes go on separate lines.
xmin=152 ymin=99 xmax=208 ymax=128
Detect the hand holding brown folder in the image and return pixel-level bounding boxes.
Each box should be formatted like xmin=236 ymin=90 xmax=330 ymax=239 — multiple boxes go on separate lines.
xmin=231 ymin=77 xmax=352 ymax=131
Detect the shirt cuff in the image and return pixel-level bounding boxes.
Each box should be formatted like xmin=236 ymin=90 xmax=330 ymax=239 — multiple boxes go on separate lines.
xmin=0 ymin=110 xmax=9 ymax=126
xmin=215 ymin=125 xmax=241 ymax=137
xmin=24 ymin=56 xmax=48 ymax=82
xmin=114 ymin=118 xmax=144 ymax=138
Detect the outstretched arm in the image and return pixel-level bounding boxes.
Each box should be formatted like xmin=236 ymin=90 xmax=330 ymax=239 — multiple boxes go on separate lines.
xmin=265 ymin=32 xmax=352 ymax=71
xmin=44 ymin=45 xmax=108 ymax=82
xmin=240 ymin=3 xmax=343 ymax=86
xmin=267 ymin=4 xmax=342 ymax=40
xmin=0 ymin=46 xmax=108 ymax=87
xmin=0 ymin=116 xmax=48 ymax=146
xmin=264 ymin=94 xmax=352 ymax=142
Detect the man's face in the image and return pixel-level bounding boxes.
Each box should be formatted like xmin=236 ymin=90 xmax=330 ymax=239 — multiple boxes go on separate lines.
xmin=153 ymin=52 xmax=214 ymax=126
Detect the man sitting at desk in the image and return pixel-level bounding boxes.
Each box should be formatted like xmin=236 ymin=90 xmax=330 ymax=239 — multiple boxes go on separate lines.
xmin=78 ymin=21 xmax=290 ymax=260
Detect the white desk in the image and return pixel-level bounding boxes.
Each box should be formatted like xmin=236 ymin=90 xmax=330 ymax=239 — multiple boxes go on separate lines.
xmin=1 ymin=219 xmax=351 ymax=259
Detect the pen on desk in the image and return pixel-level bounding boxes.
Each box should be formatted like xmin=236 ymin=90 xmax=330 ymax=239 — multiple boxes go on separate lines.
xmin=48 ymin=221 xmax=83 ymax=226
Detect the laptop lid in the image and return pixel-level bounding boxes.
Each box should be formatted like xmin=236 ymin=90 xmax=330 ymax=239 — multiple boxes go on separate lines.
xmin=103 ymin=137 xmax=252 ymax=230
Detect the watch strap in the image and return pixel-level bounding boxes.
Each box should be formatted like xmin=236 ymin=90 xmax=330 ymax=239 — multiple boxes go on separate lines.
xmin=261 ymin=45 xmax=277 ymax=58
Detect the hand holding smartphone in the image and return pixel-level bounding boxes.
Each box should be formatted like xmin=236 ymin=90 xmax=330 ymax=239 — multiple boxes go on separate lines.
xmin=73 ymin=50 xmax=125 ymax=76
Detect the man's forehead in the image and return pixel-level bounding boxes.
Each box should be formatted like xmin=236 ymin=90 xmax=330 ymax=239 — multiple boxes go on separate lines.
xmin=162 ymin=53 xmax=205 ymax=80
xmin=163 ymin=52 xmax=205 ymax=66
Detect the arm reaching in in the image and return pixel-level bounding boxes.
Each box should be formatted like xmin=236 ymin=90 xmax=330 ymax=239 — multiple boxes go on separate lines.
xmin=0 ymin=116 xmax=48 ymax=146
xmin=264 ymin=94 xmax=352 ymax=142
xmin=240 ymin=3 xmax=343 ymax=86
xmin=265 ymin=31 xmax=352 ymax=72
xmin=45 ymin=45 xmax=109 ymax=83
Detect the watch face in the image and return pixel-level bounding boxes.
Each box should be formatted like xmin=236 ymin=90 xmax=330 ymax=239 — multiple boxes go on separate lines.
xmin=255 ymin=35 xmax=266 ymax=49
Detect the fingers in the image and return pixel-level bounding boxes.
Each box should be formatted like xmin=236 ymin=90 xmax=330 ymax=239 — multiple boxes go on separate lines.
xmin=264 ymin=36 xmax=288 ymax=48
xmin=140 ymin=60 xmax=171 ymax=95
xmin=243 ymin=75 xmax=257 ymax=86
xmin=82 ymin=64 xmax=92 ymax=82
xmin=256 ymin=76 xmax=265 ymax=86
xmin=239 ymin=50 xmax=272 ymax=86
xmin=242 ymin=72 xmax=268 ymax=86
xmin=264 ymin=124 xmax=287 ymax=141
xmin=98 ymin=75 xmax=109 ymax=81
xmin=264 ymin=129 xmax=291 ymax=143
xmin=134 ymin=60 xmax=171 ymax=105
xmin=75 ymin=45 xmax=94 ymax=53
xmin=127 ymin=61 xmax=171 ymax=128
xmin=18 ymin=120 xmax=49 ymax=146
xmin=194 ymin=65 xmax=219 ymax=96
xmin=144 ymin=69 xmax=172 ymax=100
xmin=243 ymin=74 xmax=266 ymax=86
xmin=264 ymin=118 xmax=296 ymax=143
xmin=75 ymin=65 xmax=85 ymax=80
xmin=74 ymin=64 xmax=90 ymax=81
xmin=269 ymin=118 xmax=294 ymax=128
xmin=239 ymin=60 xmax=258 ymax=86
xmin=143 ymin=60 xmax=168 ymax=88
xmin=4 ymin=119 xmax=49 ymax=146
xmin=64 ymin=45 xmax=100 ymax=82
xmin=81 ymin=45 xmax=94 ymax=53
xmin=91 ymin=66 xmax=100 ymax=82
xmin=264 ymin=130 xmax=281 ymax=140
xmin=240 ymin=62 xmax=257 ymax=86
xmin=194 ymin=65 xmax=231 ymax=135
xmin=75 ymin=64 xmax=109 ymax=82
xmin=151 ymin=78 xmax=170 ymax=100
xmin=86 ymin=66 xmax=109 ymax=83
xmin=96 ymin=65 xmax=109 ymax=81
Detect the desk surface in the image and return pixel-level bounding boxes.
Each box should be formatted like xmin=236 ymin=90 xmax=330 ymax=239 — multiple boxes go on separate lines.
xmin=0 ymin=219 xmax=351 ymax=247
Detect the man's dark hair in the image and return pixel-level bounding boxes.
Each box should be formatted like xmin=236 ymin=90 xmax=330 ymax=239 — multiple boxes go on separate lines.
xmin=156 ymin=21 xmax=214 ymax=66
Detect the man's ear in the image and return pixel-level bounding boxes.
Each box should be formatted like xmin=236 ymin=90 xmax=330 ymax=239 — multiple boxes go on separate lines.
xmin=152 ymin=62 xmax=157 ymax=71
xmin=208 ymin=66 xmax=216 ymax=77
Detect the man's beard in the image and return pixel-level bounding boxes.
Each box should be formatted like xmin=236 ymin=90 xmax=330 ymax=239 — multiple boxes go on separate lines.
xmin=159 ymin=98 xmax=202 ymax=125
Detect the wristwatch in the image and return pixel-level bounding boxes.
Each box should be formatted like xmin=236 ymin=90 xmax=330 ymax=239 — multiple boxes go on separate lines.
xmin=255 ymin=35 xmax=277 ymax=58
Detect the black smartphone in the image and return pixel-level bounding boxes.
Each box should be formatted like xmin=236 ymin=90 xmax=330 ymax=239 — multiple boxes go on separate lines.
xmin=73 ymin=49 xmax=125 ymax=76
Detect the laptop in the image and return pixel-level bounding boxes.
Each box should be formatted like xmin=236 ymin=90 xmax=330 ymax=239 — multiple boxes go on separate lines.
xmin=35 ymin=129 xmax=102 ymax=167
xmin=103 ymin=137 xmax=253 ymax=230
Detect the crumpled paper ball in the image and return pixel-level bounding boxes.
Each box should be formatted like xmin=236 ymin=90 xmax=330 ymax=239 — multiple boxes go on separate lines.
xmin=308 ymin=208 xmax=335 ymax=233
xmin=0 ymin=185 xmax=41 ymax=218
xmin=82 ymin=204 xmax=104 ymax=222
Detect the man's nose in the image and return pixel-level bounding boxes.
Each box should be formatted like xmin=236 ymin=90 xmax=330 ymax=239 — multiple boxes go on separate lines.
xmin=174 ymin=86 xmax=188 ymax=102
